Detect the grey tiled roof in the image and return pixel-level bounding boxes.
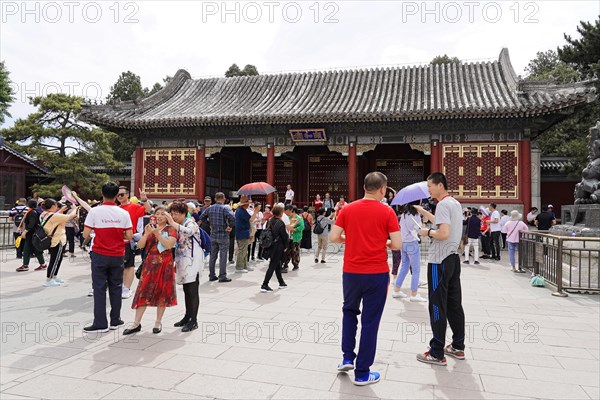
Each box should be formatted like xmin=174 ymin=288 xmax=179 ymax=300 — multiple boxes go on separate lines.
xmin=81 ymin=49 xmax=597 ymax=129
xmin=0 ymin=136 xmax=50 ymax=174
xmin=540 ymin=157 xmax=573 ymax=171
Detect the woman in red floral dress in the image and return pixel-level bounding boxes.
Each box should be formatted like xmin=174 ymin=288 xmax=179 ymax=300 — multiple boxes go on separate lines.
xmin=123 ymin=206 xmax=177 ymax=335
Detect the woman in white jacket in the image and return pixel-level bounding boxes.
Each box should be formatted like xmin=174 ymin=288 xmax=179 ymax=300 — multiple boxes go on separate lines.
xmin=166 ymin=201 xmax=204 ymax=332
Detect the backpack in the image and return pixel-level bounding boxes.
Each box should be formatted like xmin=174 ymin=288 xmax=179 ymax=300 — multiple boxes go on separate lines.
xmin=260 ymin=219 xmax=277 ymax=249
xmin=302 ymin=213 xmax=311 ymax=232
xmin=313 ymin=216 xmax=325 ymax=235
xmin=13 ymin=206 xmax=27 ymax=227
xmin=32 ymin=214 xmax=58 ymax=252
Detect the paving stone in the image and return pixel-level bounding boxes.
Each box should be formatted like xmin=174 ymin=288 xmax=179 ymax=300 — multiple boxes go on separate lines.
xmin=520 ymin=364 xmax=600 ymax=387
xmin=80 ymin=346 xmax=177 ymax=367
xmin=432 ymin=387 xmax=535 ymax=399
xmin=582 ymin=385 xmax=600 ymax=400
xmin=554 ymin=356 xmax=600 ymax=372
xmin=386 ymin=364 xmax=484 ymax=392
xmin=0 ymin=367 xmax=33 ymax=385
xmin=239 ymin=364 xmax=337 ymax=390
xmin=3 ymin=374 xmax=120 ymax=399
xmin=174 ymin=373 xmax=280 ymax=399
xmin=46 ymin=359 xmax=113 ymax=379
xmin=87 ymin=364 xmax=191 ymax=391
xmin=0 ymin=354 xmax=61 ymax=371
xmin=102 ymin=385 xmax=207 ymax=399
xmin=217 ymin=346 xmax=305 ymax=368
xmin=155 ymin=354 xmax=251 ymax=378
xmin=480 ymin=375 xmax=590 ymax=399
xmin=2 ymin=247 xmax=599 ymax=399
xmin=273 ymin=386 xmax=366 ymax=399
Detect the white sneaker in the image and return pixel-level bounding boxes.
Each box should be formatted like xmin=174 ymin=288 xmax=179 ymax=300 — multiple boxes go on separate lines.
xmin=121 ymin=288 xmax=132 ymax=299
xmin=418 ymin=280 xmax=427 ymax=288
xmin=410 ymin=295 xmax=427 ymax=302
xmin=392 ymin=291 xmax=407 ymax=298
xmin=88 ymin=288 xmax=94 ymax=297
xmin=235 ymin=269 xmax=249 ymax=273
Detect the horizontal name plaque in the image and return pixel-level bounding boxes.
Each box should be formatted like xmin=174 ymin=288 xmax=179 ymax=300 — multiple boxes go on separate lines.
xmin=289 ymin=128 xmax=327 ymax=142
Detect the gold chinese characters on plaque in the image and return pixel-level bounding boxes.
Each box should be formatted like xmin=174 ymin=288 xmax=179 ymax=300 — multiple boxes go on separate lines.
xmin=289 ymin=128 xmax=327 ymax=142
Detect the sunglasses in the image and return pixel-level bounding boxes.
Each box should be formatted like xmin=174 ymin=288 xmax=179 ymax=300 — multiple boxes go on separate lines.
xmin=118 ymin=193 xmax=127 ymax=197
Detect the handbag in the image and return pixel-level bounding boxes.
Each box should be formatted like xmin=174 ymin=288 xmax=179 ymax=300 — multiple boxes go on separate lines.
xmin=135 ymin=263 xmax=143 ymax=279
xmin=15 ymin=236 xmax=22 ymax=248
xmin=530 ymin=275 xmax=545 ymax=287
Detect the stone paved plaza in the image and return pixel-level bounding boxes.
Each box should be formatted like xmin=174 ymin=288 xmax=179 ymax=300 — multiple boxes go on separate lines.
xmin=0 ymin=245 xmax=599 ymax=400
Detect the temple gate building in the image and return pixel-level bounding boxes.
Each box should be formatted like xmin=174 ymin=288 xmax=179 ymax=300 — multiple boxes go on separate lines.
xmin=81 ymin=49 xmax=597 ymax=211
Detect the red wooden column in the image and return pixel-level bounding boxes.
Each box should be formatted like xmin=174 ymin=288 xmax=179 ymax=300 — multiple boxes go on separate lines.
xmin=430 ymin=140 xmax=442 ymax=173
xmin=196 ymin=146 xmax=206 ymax=201
xmin=134 ymin=146 xmax=144 ymax=193
xmin=521 ymin=140 xmax=531 ymax=220
xmin=348 ymin=143 xmax=357 ymax=201
xmin=266 ymin=144 xmax=275 ymax=206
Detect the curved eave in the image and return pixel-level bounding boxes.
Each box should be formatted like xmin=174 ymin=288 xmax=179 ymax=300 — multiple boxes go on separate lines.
xmin=80 ymin=94 xmax=594 ymax=130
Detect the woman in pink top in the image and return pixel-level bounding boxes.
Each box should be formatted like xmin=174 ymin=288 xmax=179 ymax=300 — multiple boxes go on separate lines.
xmin=503 ymin=210 xmax=528 ymax=273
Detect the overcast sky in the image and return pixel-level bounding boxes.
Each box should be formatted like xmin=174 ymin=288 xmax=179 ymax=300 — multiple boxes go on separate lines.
xmin=2 ymin=0 xmax=598 ymax=127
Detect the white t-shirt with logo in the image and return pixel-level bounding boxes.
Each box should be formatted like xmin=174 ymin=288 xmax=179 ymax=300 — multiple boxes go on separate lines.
xmin=285 ymin=189 xmax=294 ymax=201
xmin=490 ymin=210 xmax=501 ymax=232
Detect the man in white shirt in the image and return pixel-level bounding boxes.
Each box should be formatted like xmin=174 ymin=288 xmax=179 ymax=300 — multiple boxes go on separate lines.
xmin=487 ymin=203 xmax=502 ymax=261
xmin=285 ymin=185 xmax=294 ymax=205
xmin=278 ymin=202 xmax=291 ymax=235
xmin=526 ymin=207 xmax=538 ymax=226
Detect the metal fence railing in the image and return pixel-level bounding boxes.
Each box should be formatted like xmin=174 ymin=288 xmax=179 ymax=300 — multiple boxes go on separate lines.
xmin=519 ymin=231 xmax=600 ymax=297
xmin=0 ymin=216 xmax=14 ymax=250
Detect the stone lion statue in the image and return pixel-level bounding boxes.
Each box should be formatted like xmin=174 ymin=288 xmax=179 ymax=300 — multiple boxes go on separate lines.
xmin=575 ymin=122 xmax=600 ymax=204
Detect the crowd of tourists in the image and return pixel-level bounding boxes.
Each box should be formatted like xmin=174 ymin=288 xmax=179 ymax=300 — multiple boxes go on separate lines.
xmin=7 ymin=172 xmax=545 ymax=386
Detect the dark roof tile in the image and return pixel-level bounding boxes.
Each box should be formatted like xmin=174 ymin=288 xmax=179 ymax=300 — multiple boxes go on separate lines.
xmin=81 ymin=49 xmax=597 ymax=129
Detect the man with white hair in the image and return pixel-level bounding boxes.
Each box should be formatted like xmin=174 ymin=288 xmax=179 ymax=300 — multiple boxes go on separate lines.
xmin=278 ymin=202 xmax=290 ymax=227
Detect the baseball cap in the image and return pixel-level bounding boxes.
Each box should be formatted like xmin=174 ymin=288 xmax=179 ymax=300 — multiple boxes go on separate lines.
xmin=204 ymin=196 xmax=211 ymax=201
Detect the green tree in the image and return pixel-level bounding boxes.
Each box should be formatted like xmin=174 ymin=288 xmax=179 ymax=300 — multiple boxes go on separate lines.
xmin=2 ymin=94 xmax=120 ymax=197
xmin=225 ymin=63 xmax=259 ymax=77
xmin=147 ymin=82 xmax=163 ymax=96
xmin=106 ymin=72 xmax=174 ymax=162
xmin=0 ymin=61 xmax=15 ymax=124
xmin=107 ymin=71 xmax=145 ymax=102
xmin=558 ymin=17 xmax=600 ymax=76
xmin=146 ymin=75 xmax=174 ymax=96
xmin=225 ymin=63 xmax=242 ymax=77
xmin=241 ymin=64 xmax=259 ymax=76
xmin=524 ymin=50 xmax=579 ymax=82
xmin=526 ymin=18 xmax=600 ymax=176
xmin=430 ymin=55 xmax=460 ymax=65
xmin=108 ymin=132 xmax=137 ymax=162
